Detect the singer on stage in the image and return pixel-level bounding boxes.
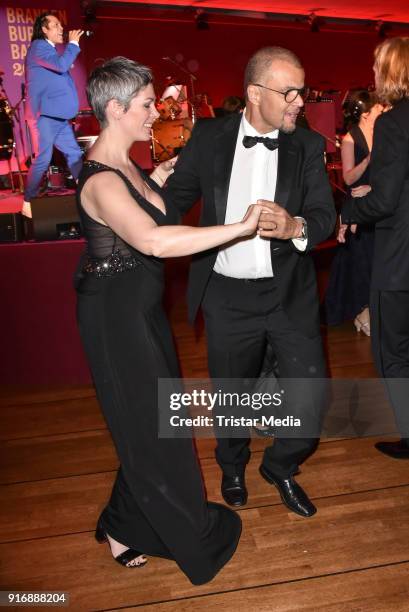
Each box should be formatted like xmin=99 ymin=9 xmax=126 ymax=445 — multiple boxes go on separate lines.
xmin=23 ymin=13 xmax=83 ymax=216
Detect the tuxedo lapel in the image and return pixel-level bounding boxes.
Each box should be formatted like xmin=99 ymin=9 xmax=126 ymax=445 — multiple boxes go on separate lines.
xmin=274 ymin=131 xmax=299 ymax=209
xmin=213 ymin=115 xmax=241 ymax=225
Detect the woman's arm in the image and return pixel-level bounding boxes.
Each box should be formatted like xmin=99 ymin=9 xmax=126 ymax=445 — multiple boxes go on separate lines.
xmin=341 ymin=136 xmax=370 ymax=186
xmin=81 ymin=171 xmax=262 ymax=258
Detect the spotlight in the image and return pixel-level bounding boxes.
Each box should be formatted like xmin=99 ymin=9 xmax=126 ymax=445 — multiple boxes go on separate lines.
xmin=375 ymin=20 xmax=388 ymax=38
xmin=195 ymin=9 xmax=209 ymax=31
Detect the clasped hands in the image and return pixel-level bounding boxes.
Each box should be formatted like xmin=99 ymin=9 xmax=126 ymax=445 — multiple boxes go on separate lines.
xmin=255 ymin=199 xmax=303 ymax=240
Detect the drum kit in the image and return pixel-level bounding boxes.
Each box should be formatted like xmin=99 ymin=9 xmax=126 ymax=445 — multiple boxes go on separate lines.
xmin=0 ymin=71 xmax=25 ymax=192
xmin=152 ymin=83 xmax=193 ymax=162
xmin=0 ymin=98 xmax=14 ymax=162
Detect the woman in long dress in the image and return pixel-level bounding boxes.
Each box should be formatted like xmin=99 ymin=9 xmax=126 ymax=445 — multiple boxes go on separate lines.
xmin=325 ymin=90 xmax=383 ymax=334
xmin=75 ymin=56 xmax=263 ymax=585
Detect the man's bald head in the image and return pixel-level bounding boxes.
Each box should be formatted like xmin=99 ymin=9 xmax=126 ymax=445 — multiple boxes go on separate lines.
xmin=244 ymin=46 xmax=303 ymax=96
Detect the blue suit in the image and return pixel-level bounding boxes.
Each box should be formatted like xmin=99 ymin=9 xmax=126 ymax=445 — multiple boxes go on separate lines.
xmin=24 ymin=39 xmax=83 ymax=201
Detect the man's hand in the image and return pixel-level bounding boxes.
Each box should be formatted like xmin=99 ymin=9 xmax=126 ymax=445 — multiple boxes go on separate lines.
xmin=257 ymin=199 xmax=302 ymax=240
xmin=68 ymin=30 xmax=84 ymax=43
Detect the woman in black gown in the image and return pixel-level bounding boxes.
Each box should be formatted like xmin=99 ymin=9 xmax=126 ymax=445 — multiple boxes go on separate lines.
xmin=325 ymin=90 xmax=383 ymax=334
xmin=75 ymin=57 xmax=263 ymax=585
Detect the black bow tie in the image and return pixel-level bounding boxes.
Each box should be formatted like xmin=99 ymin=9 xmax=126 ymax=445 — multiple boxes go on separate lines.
xmin=242 ymin=135 xmax=279 ymax=151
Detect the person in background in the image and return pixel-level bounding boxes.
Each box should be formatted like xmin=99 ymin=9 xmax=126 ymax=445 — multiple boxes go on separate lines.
xmin=342 ymin=37 xmax=409 ymax=459
xmin=22 ymin=13 xmax=83 ymax=217
xmin=325 ymin=90 xmax=383 ymax=335
xmin=214 ymin=95 xmax=244 ymax=117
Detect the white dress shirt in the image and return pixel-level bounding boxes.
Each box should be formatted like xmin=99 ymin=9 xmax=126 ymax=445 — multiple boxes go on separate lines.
xmin=214 ymin=112 xmax=306 ymax=279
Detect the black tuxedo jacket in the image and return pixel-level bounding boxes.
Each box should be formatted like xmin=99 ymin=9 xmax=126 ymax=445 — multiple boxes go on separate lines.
xmin=167 ymin=113 xmax=335 ymax=337
xmin=342 ymin=98 xmax=409 ymax=291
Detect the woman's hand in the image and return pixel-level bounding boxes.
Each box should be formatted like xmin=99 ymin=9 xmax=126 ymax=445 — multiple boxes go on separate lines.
xmin=337 ymin=222 xmax=348 ymax=243
xmin=338 ymin=223 xmax=357 ymax=242
xmin=239 ymin=204 xmax=263 ymax=236
xmin=150 ymin=156 xmax=178 ymax=187
xmin=158 ymin=156 xmax=178 ymax=174
xmin=337 ymin=215 xmax=357 ymax=243
xmin=351 ymin=184 xmax=371 ymax=198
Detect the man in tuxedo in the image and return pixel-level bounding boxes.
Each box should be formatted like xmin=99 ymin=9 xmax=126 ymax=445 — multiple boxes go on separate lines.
xmin=167 ymin=46 xmax=335 ymax=517
xmin=23 ymin=13 xmax=83 ymax=216
xmin=342 ymin=37 xmax=409 ymax=460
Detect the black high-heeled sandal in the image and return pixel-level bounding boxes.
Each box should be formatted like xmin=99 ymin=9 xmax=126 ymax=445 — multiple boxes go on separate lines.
xmin=95 ymin=520 xmax=147 ymax=568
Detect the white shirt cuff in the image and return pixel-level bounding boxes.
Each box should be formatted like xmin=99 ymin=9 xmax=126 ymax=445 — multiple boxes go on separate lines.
xmin=291 ymin=217 xmax=308 ymax=251
xmin=70 ymin=40 xmax=79 ymax=46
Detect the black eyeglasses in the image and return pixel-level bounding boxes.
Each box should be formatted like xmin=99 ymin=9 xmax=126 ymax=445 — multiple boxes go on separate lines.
xmin=252 ymin=83 xmax=310 ymax=103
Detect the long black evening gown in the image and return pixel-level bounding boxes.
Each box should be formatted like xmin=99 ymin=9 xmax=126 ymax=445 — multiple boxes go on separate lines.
xmin=75 ymin=160 xmax=241 ymax=585
xmin=325 ymin=125 xmax=375 ymax=325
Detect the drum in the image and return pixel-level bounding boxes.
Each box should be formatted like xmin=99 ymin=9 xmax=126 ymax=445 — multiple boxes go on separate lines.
xmin=151 ymin=118 xmax=192 ymax=161
xmin=0 ymin=99 xmax=13 ymax=161
xmin=157 ymin=96 xmax=182 ymax=121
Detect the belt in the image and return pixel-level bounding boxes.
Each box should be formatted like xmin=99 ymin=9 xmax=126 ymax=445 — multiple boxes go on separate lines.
xmin=243 ymin=277 xmax=274 ymax=283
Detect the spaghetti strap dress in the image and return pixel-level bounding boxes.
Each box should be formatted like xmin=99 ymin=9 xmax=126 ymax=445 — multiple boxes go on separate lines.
xmin=75 ymin=160 xmax=241 ymax=585
xmin=325 ymin=125 xmax=375 ymax=325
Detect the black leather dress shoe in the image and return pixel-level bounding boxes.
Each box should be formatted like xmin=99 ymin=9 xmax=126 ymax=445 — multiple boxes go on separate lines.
xmin=375 ymin=439 xmax=409 ymax=459
xmin=252 ymin=424 xmax=275 ymax=438
xmin=221 ymin=473 xmax=248 ymax=507
xmin=259 ymin=465 xmax=316 ymax=517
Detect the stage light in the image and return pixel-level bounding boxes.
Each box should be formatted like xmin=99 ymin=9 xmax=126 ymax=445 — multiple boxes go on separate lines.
xmin=308 ymin=12 xmax=321 ymax=33
xmin=195 ymin=10 xmax=209 ymax=30
xmin=375 ymin=20 xmax=389 ymax=38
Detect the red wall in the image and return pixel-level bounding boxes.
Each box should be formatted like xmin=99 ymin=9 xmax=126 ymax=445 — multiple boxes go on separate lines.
xmin=81 ymin=6 xmax=409 ymax=107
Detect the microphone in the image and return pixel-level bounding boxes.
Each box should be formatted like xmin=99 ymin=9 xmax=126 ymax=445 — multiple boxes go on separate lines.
xmin=84 ymin=30 xmax=94 ymax=37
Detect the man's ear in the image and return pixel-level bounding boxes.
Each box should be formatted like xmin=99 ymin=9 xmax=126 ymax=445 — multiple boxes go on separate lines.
xmin=247 ymin=84 xmax=260 ymax=106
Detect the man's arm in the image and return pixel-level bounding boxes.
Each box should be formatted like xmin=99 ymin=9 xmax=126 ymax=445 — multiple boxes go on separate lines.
xmin=299 ymin=135 xmax=336 ymax=251
xmin=342 ymin=113 xmax=408 ymax=224
xmin=166 ymin=122 xmax=205 ymax=215
xmin=31 ymin=38 xmax=81 ymax=74
xmin=258 ymin=135 xmax=336 ymax=252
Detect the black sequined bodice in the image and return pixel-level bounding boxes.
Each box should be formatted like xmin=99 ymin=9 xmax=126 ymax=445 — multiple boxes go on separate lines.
xmin=76 ymin=160 xmax=179 ymax=277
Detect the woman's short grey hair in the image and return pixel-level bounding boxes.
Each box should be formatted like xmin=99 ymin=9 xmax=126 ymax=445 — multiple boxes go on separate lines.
xmin=87 ymin=56 xmax=153 ymax=128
